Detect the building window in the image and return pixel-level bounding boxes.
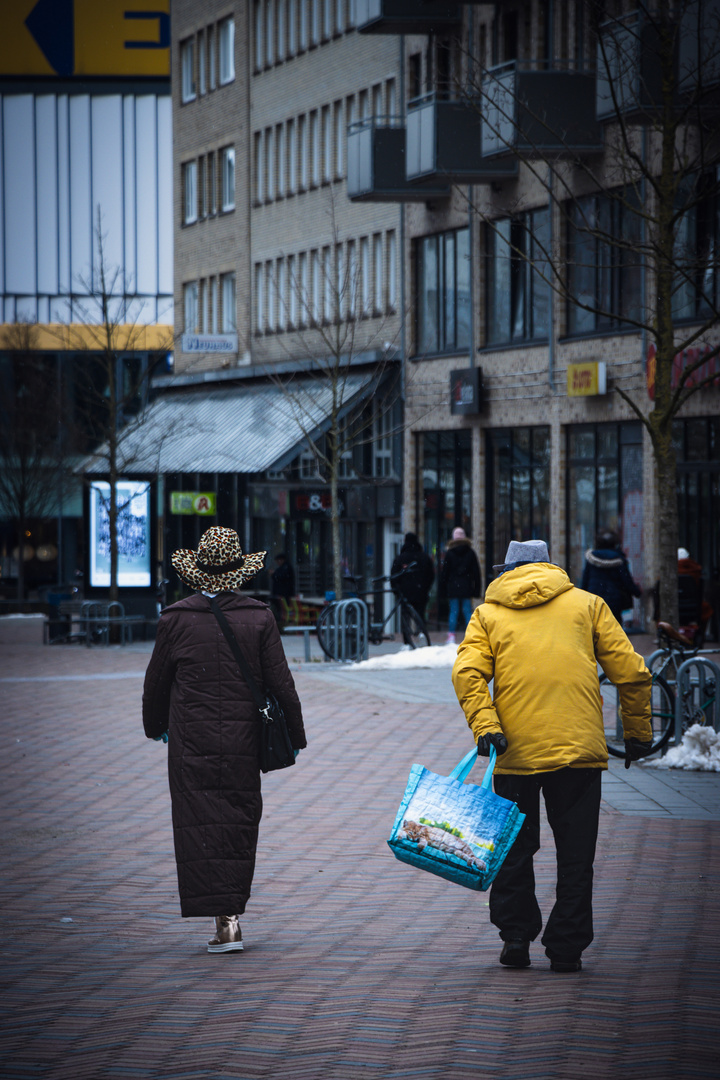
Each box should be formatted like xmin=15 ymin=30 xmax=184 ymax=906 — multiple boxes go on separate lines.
xmin=485 ymin=427 xmax=550 ymax=580
xmin=386 ymin=77 xmax=397 ymax=116
xmin=567 ymin=190 xmax=642 ymax=335
xmin=322 ymin=246 xmax=332 ymax=322
xmin=372 ymin=82 xmax=383 ymax=116
xmin=288 ymin=254 xmax=297 ymax=326
xmin=334 ymin=101 xmax=344 ymax=178
xmin=299 ymin=0 xmax=309 ymax=49
xmin=299 ymin=114 xmax=308 ymax=190
xmin=183 ymin=161 xmax=197 ymax=224
xmin=310 ymin=249 xmax=320 ymax=323
xmin=265 ymin=127 xmax=274 ymax=200
xmin=347 ymin=239 xmax=357 ymax=318
xmin=208 ymin=24 xmax=217 ymax=89
xmin=209 ymin=153 xmax=217 ymax=215
xmin=254 ymin=132 xmax=264 ymax=203
xmin=266 ymin=0 xmax=275 ymax=66
xmin=276 ymin=258 xmax=286 ymax=329
xmin=198 ymin=155 xmax=206 ymax=218
xmin=416 ymin=228 xmax=470 ymax=355
xmin=198 ymin=31 xmax=206 ymax=95
xmin=287 ymin=118 xmax=297 ymax=193
xmin=277 ymin=0 xmax=285 ymax=57
xmin=221 ymin=147 xmax=235 ymax=211
xmin=181 ymin=38 xmax=196 ymax=103
xmin=276 ymin=123 xmax=285 ymax=197
xmin=288 ymin=0 xmax=297 ymax=54
xmin=387 ymin=229 xmax=397 ymax=311
xmin=221 ymin=272 xmax=236 ymax=332
xmin=372 ymin=401 xmax=393 ymax=478
xmin=219 ymin=17 xmax=235 ymax=84
xmin=255 ymin=1 xmax=264 ymax=70
xmin=335 ymin=0 xmax=344 ymax=34
xmin=184 ymin=282 xmax=198 ymax=333
xmin=266 ymin=262 xmax=275 ymax=330
xmin=299 ymin=251 xmax=309 ymax=324
xmin=673 ymin=171 xmax=720 ymax=321
xmin=566 ymin=422 xmax=643 ymax=585
xmin=360 ymin=237 xmax=370 ymax=315
xmin=373 ymin=233 xmax=383 ymax=314
xmin=211 ymin=276 xmax=218 ymax=334
xmin=335 ymin=243 xmax=344 ymax=321
xmin=200 ymin=279 xmax=208 ymax=332
xmin=322 ymin=105 xmax=332 ymax=182
xmin=310 ymin=111 xmax=320 ymax=186
xmin=422 ymin=430 xmax=472 ymax=567
xmin=300 ymin=448 xmax=320 ymax=479
xmin=486 ymin=209 xmax=550 ymax=345
xmin=255 ymin=264 xmax=264 ymax=333
xmin=311 ymin=0 xmax=320 ymax=44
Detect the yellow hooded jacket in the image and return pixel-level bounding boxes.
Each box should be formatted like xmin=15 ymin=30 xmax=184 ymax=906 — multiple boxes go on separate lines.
xmin=451 ymin=563 xmax=652 ymax=775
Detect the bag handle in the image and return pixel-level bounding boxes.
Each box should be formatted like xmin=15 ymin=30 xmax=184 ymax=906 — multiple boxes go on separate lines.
xmin=449 ymin=745 xmax=497 ymax=789
xmin=209 ymin=597 xmax=266 ymax=712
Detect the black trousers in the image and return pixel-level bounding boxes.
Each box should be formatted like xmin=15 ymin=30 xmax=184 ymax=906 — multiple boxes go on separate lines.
xmin=490 ymin=768 xmax=602 ymax=962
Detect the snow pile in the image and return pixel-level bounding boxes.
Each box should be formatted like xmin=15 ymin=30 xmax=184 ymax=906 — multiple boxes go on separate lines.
xmin=643 ymin=724 xmax=720 ymax=771
xmin=350 ymin=643 xmax=458 ymax=671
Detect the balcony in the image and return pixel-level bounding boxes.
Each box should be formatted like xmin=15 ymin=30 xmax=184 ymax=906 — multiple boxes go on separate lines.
xmin=482 ymin=62 xmax=603 ymax=159
xmin=406 ymin=93 xmax=518 ymax=183
xmin=356 ymin=0 xmax=461 ymax=35
xmin=347 ymin=117 xmax=450 ymax=203
xmin=597 ymin=7 xmax=720 ymax=122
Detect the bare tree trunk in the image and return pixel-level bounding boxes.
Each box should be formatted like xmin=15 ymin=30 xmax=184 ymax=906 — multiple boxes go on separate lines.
xmin=652 ymin=434 xmax=679 ymax=629
xmin=16 ymin=511 xmax=26 ymax=602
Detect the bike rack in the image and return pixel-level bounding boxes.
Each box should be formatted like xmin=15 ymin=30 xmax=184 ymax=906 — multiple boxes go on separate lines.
xmin=324 ymin=598 xmax=369 ymax=663
xmin=673 ymin=656 xmax=720 ymax=745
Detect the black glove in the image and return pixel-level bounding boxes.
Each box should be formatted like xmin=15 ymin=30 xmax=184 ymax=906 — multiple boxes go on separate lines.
xmin=477 ymin=732 xmax=508 ymax=756
xmin=624 ymin=738 xmax=653 ymax=769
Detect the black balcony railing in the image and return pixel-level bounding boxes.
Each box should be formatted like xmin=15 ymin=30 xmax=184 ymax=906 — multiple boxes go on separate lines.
xmin=406 ymin=93 xmax=518 ymax=183
xmin=347 ymin=117 xmax=450 ymax=202
xmin=356 ymin=0 xmax=461 ymax=35
xmin=482 ymin=61 xmax=603 ymax=159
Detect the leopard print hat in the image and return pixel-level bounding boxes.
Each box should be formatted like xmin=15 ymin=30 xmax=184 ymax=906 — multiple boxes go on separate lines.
xmin=172 ymin=526 xmax=267 ymax=592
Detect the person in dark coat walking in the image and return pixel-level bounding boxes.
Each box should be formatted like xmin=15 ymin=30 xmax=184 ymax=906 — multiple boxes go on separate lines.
xmin=390 ymin=533 xmax=435 ymax=621
xmin=580 ymin=530 xmax=641 ymax=624
xmin=142 ymin=526 xmax=306 ymax=953
xmin=440 ymin=527 xmax=482 ymax=644
xmin=270 ymin=552 xmax=296 ymax=628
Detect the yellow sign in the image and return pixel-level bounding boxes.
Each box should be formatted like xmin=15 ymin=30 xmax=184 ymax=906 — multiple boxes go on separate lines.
xmin=0 ymin=0 xmax=170 ymax=78
xmin=567 ymin=361 xmax=607 ymax=397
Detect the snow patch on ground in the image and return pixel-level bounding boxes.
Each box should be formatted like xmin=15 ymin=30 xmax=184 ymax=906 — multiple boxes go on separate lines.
xmin=642 ymin=724 xmax=720 ymax=771
xmin=350 ymin=643 xmax=459 ymax=670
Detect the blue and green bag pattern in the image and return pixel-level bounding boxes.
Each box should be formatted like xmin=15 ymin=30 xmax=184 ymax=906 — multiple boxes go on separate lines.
xmin=388 ymin=746 xmax=525 ymax=892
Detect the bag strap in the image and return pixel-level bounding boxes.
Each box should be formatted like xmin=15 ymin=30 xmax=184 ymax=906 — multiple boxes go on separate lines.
xmin=209 ymin=597 xmax=266 ymax=712
xmin=449 ymin=745 xmax=497 ymax=789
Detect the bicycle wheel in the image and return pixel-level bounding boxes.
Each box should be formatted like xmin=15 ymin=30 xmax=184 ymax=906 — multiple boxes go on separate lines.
xmin=400 ymin=603 xmax=430 ymax=649
xmin=600 ymin=671 xmax=675 ymax=758
xmin=315 ymin=606 xmax=336 ymax=660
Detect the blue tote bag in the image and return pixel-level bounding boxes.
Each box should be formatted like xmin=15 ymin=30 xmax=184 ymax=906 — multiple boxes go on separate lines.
xmin=387 ymin=746 xmax=525 ymax=892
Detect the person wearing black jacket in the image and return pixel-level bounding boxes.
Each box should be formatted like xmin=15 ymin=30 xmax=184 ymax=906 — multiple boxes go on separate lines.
xmin=440 ymin=527 xmax=482 ymax=643
xmin=390 ymin=533 xmax=435 ymax=620
xmin=580 ymin=531 xmax=641 ymax=624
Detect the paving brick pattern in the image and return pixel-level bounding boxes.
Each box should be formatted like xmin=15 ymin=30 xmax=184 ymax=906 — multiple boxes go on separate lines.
xmin=0 ymin=641 xmax=718 ymax=1079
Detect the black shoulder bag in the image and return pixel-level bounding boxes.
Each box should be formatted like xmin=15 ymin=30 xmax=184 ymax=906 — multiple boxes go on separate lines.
xmin=210 ymin=598 xmax=296 ymax=774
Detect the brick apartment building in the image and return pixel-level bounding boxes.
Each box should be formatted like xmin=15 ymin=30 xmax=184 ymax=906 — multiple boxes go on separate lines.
xmin=161 ymin=0 xmax=719 ymax=626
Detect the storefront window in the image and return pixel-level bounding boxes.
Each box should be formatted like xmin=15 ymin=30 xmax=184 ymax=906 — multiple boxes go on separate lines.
xmin=566 ymin=422 xmax=643 ymax=586
xmin=486 ymin=427 xmax=550 ymax=580
xmin=674 ymin=418 xmax=720 ymax=609
xmin=421 ymin=430 xmax=472 ymax=568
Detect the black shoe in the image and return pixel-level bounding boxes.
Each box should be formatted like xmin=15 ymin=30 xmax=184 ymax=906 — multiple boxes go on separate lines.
xmin=549 ymin=957 xmax=582 ymax=972
xmin=499 ymin=940 xmax=531 ymax=968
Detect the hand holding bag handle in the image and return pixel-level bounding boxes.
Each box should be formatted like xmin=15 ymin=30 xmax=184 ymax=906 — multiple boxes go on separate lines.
xmin=209 ymin=597 xmax=295 ymax=773
xmin=449 ymin=745 xmax=497 ymax=788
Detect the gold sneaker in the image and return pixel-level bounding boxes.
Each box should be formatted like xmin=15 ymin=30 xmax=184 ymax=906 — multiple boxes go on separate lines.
xmin=207 ymin=915 xmax=244 ymax=953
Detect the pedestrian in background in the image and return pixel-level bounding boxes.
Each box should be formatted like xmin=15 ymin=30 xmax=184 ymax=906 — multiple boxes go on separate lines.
xmin=270 ymin=551 xmax=296 ymax=627
xmin=440 ymin=527 xmax=482 ymax=644
xmin=581 ymin=529 xmax=641 ymax=624
xmin=453 ymin=539 xmax=652 ymax=973
xmin=142 ymin=527 xmax=306 ymax=954
xmin=390 ymin=532 xmax=435 ymax=621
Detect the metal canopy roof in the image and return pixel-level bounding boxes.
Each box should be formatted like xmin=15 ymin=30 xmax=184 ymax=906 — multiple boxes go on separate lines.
xmin=79 ymin=373 xmax=378 ymax=476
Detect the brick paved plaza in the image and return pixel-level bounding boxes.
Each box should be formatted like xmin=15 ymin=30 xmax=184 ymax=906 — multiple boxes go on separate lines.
xmin=1 ymin=635 xmax=719 ymax=1079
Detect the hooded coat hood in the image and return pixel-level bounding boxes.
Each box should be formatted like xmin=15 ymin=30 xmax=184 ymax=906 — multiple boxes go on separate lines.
xmin=485 ymin=562 xmax=573 ymax=610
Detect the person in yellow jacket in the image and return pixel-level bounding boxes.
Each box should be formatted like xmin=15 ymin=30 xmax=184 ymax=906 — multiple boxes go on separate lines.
xmin=452 ymin=539 xmax=653 ymax=973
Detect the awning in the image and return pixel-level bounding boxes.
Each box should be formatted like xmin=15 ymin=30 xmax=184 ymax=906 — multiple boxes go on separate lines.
xmin=78 ymin=373 xmax=378 ymax=476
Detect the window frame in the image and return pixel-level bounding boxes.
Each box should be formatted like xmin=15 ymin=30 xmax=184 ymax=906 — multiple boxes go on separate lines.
xmin=219 ymin=17 xmax=235 ymax=85
xmin=181 ymin=38 xmax=196 ymax=103
xmin=183 ymin=160 xmax=198 ymax=225
xmin=485 ymin=208 xmax=550 ymax=346
xmin=183 ymin=281 xmax=199 ymax=333
xmin=415 ymin=227 xmax=471 ymax=356
xmin=221 ymin=146 xmax=235 ymax=212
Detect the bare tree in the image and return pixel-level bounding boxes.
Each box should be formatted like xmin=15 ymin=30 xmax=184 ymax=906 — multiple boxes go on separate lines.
xmin=455 ymin=0 xmax=720 ymax=627
xmin=52 ymin=210 xmax=175 ymax=603
xmin=0 ymin=323 xmax=70 ymax=600
xmin=263 ymin=202 xmax=404 ymax=600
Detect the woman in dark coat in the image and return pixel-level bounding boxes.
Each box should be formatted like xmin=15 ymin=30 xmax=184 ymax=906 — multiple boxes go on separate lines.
xmin=142 ymin=526 xmax=306 ymax=953
xmin=390 ymin=532 xmax=435 ymax=620
xmin=440 ymin=527 xmax=482 ymax=643
xmin=580 ymin=529 xmax=641 ymax=624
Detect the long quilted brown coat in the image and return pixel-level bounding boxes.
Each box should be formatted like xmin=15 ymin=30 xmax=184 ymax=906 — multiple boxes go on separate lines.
xmin=142 ymin=592 xmax=306 ymax=917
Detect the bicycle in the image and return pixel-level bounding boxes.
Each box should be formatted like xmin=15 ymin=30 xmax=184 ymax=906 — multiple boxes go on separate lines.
xmin=316 ymin=564 xmax=430 ymax=660
xmin=601 ymin=620 xmax=718 ymax=759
